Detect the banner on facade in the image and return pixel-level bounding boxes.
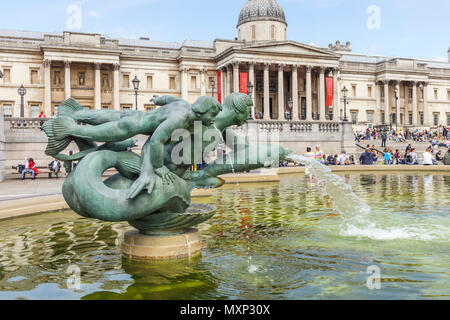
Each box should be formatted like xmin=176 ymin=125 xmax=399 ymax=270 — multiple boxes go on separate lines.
xmin=240 ymin=72 xmax=248 ymax=94
xmin=217 ymin=70 xmax=222 ymax=103
xmin=326 ymin=77 xmax=333 ymax=107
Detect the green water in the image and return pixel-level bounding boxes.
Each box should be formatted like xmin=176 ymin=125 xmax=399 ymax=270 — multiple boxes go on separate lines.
xmin=0 ymin=173 xmax=449 ymax=300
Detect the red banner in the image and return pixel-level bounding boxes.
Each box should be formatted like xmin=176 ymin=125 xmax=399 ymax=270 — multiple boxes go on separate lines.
xmin=217 ymin=70 xmax=222 ymax=103
xmin=240 ymin=72 xmax=248 ymax=95
xmin=326 ymin=77 xmax=333 ymax=107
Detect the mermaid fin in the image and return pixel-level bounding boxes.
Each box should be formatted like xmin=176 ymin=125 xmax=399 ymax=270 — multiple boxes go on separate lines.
xmin=57 ymin=98 xmax=83 ymax=118
xmin=42 ymin=118 xmax=75 ymax=156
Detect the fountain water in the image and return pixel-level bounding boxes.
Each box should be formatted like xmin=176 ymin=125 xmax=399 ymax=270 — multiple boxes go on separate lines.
xmin=288 ymin=155 xmax=449 ymax=241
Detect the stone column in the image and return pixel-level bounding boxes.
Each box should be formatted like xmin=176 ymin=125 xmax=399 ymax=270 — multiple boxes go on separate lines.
xmin=306 ymin=66 xmax=313 ymax=121
xmin=263 ymin=63 xmax=270 ymax=120
xmin=94 ymin=63 xmax=101 ymax=110
xmin=423 ymin=82 xmax=429 ymax=126
xmin=233 ymin=62 xmax=240 ymax=93
xmin=200 ymin=68 xmax=206 ymax=97
xmin=43 ymin=59 xmax=52 ymax=116
xmin=113 ymin=63 xmax=120 ymax=111
xmin=248 ymin=62 xmax=256 ymax=119
xmin=395 ymin=81 xmax=400 ymax=126
xmin=412 ymin=81 xmax=418 ymax=126
xmin=220 ymin=68 xmax=225 ymax=103
xmin=180 ymin=67 xmax=188 ymax=101
xmin=64 ymin=60 xmax=71 ymax=100
xmin=383 ymin=80 xmax=390 ymax=125
xmin=376 ymin=82 xmax=381 ymax=124
xmin=291 ymin=65 xmax=299 ymax=121
xmin=333 ymin=68 xmax=339 ymax=121
xmin=277 ymin=64 xmax=285 ymax=120
xmin=319 ymin=67 xmax=326 ymax=121
xmin=227 ymin=65 xmax=233 ymax=96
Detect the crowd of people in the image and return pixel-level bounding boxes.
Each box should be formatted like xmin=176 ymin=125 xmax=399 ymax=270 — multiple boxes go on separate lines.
xmin=354 ymin=125 xmax=449 ymax=147
xmin=280 ymin=143 xmax=450 ymax=167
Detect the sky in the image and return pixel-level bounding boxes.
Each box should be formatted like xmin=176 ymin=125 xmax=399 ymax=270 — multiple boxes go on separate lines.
xmin=0 ymin=0 xmax=449 ymax=61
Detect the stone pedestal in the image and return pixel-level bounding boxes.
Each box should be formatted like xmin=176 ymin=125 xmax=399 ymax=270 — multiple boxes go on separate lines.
xmin=122 ymin=228 xmax=203 ymax=260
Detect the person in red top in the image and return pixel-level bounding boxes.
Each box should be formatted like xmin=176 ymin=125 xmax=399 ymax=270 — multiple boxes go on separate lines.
xmin=20 ymin=158 xmax=39 ymax=180
xmin=38 ymin=111 xmax=46 ymax=118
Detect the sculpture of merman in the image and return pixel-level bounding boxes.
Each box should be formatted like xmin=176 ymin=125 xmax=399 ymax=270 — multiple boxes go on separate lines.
xmin=42 ymin=93 xmax=291 ymax=239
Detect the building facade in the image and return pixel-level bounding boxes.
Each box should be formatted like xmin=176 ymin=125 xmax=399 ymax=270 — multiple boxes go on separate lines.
xmin=0 ymin=0 xmax=449 ymax=129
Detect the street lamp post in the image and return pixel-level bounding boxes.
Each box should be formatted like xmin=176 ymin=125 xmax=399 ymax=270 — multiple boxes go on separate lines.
xmin=287 ymin=98 xmax=293 ymax=121
xmin=341 ymin=86 xmax=349 ymax=122
xmin=132 ymin=76 xmax=140 ymax=111
xmin=210 ymin=78 xmax=216 ymax=98
xmin=18 ymin=85 xmax=27 ymax=118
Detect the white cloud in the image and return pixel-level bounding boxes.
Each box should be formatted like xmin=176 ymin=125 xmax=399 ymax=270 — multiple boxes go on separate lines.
xmin=433 ymin=56 xmax=447 ymax=62
xmin=88 ymin=10 xmax=100 ymax=18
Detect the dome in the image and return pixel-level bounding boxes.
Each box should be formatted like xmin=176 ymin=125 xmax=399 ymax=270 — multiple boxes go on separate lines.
xmin=237 ymin=0 xmax=287 ymax=27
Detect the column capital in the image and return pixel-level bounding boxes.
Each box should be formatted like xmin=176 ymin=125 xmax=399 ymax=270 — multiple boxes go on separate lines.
xmin=278 ymin=63 xmax=285 ymax=70
xmin=291 ymin=64 xmax=299 ymax=71
xmin=247 ymin=61 xmax=255 ymax=67
xmin=94 ymin=62 xmax=101 ymax=70
xmin=382 ymin=79 xmax=390 ymax=85
xmin=43 ymin=59 xmax=52 ymax=67
xmin=179 ymin=66 xmax=188 ymax=73
xmin=263 ymin=62 xmax=270 ymax=70
xmin=200 ymin=68 xmax=207 ymax=74
xmin=64 ymin=60 xmax=71 ymax=68
xmin=113 ymin=63 xmax=120 ymax=71
xmin=305 ymin=65 xmax=312 ymax=72
xmin=232 ymin=61 xmax=240 ymax=68
xmin=318 ymin=66 xmax=325 ymax=73
xmin=420 ymin=81 xmax=428 ymax=87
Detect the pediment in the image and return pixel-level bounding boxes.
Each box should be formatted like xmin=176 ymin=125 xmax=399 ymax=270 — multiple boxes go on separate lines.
xmin=238 ymin=41 xmax=338 ymax=58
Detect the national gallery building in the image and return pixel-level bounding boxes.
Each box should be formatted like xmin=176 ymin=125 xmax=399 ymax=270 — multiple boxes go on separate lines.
xmin=0 ymin=0 xmax=449 ymax=129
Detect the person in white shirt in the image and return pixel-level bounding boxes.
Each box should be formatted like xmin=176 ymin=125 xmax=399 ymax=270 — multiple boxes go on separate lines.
xmin=337 ymin=151 xmax=349 ymax=166
xmin=422 ymin=149 xmax=434 ymax=165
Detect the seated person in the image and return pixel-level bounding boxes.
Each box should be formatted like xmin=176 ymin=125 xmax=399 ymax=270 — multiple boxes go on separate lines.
xmin=48 ymin=159 xmax=61 ymax=177
xmin=21 ymin=158 xmax=39 ymax=180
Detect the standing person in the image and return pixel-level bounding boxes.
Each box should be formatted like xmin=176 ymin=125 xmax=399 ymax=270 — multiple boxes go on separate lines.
xmin=394 ymin=149 xmax=401 ymax=165
xmin=381 ymin=131 xmax=387 ymax=148
xmin=384 ymin=149 xmax=392 ymax=165
xmin=314 ymin=145 xmax=325 ymax=164
xmin=359 ymin=148 xmax=374 ymax=165
xmin=305 ymin=147 xmax=315 ymax=160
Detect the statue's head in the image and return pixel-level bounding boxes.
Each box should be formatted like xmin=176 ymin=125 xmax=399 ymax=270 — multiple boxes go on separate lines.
xmin=222 ymin=93 xmax=253 ymax=126
xmin=192 ymin=96 xmax=222 ymax=126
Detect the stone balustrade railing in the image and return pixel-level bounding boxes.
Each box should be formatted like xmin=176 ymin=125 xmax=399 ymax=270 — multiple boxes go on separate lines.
xmin=5 ymin=118 xmax=48 ymax=130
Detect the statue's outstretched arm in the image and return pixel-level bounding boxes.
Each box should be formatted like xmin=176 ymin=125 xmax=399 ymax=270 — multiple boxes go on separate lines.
xmin=152 ymin=95 xmax=183 ymax=106
xmin=126 ymin=137 xmax=156 ymax=200
xmin=149 ymin=118 xmax=185 ymax=185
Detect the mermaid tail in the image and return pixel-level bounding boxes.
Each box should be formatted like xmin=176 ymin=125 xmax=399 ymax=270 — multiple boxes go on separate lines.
xmin=57 ymin=98 xmax=84 ymax=118
xmin=42 ymin=117 xmax=77 ymax=156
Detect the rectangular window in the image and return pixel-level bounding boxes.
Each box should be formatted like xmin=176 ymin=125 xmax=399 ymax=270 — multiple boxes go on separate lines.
xmin=447 ymin=114 xmax=450 ymax=126
xmin=3 ymin=69 xmax=10 ymax=83
xmin=144 ymin=104 xmax=155 ymax=112
xmin=191 ymin=76 xmax=197 ymax=89
xmin=122 ymin=74 xmax=130 ymax=88
xmin=381 ymin=89 xmax=384 ymax=98
xmin=381 ymin=112 xmax=385 ymax=125
xmin=147 ymin=76 xmax=153 ymax=89
xmin=409 ymin=113 xmax=413 ymax=125
xmin=102 ymin=106 xmax=109 ymax=110
xmin=121 ymin=105 xmax=131 ymax=111
xmin=352 ymin=85 xmax=356 ymax=97
xmin=30 ymin=105 xmax=40 ymax=118
xmin=53 ymin=106 xmax=59 ymax=117
xmin=434 ymin=114 xmax=439 ymax=126
xmin=447 ymin=90 xmax=450 ymax=101
xmin=367 ymin=86 xmax=372 ymax=97
xmin=169 ymin=76 xmax=176 ymax=90
xmin=367 ymin=111 xmax=374 ymax=123
xmin=2 ymin=104 xmax=13 ymax=117
xmin=30 ymin=70 xmax=39 ymax=85
xmin=434 ymin=89 xmax=438 ymax=100
xmin=251 ymin=25 xmax=256 ymax=41
xmin=351 ymin=111 xmax=357 ymax=124
xmin=408 ymin=89 xmax=413 ymax=100
xmin=83 ymin=106 xmax=91 ymax=110
xmin=271 ymin=25 xmax=275 ymax=40
xmin=420 ymin=113 xmax=424 ymax=125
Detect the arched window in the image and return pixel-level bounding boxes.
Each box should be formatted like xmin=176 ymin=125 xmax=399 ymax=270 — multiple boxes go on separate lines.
xmin=251 ymin=25 xmax=256 ymax=40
